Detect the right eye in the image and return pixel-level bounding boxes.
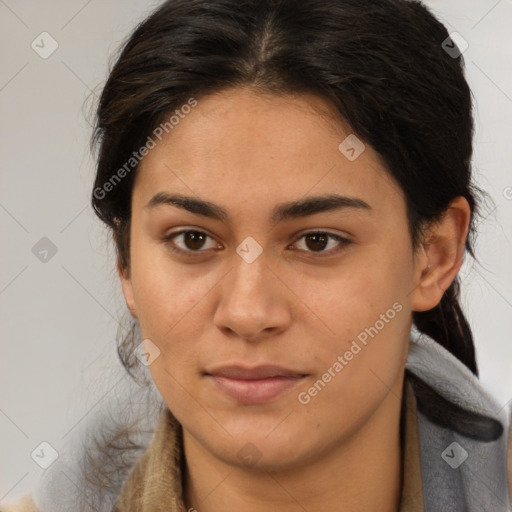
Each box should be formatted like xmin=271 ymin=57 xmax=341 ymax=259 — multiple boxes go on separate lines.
xmin=163 ymin=229 xmax=222 ymax=257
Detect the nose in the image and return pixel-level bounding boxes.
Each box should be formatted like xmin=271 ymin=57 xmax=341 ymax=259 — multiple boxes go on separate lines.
xmin=213 ymin=253 xmax=293 ymax=342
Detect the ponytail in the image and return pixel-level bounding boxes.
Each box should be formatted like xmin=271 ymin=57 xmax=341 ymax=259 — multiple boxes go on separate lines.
xmin=413 ymin=277 xmax=478 ymax=375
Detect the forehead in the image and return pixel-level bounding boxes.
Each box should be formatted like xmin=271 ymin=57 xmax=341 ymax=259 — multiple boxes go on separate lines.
xmin=133 ymin=87 xmax=404 ymax=220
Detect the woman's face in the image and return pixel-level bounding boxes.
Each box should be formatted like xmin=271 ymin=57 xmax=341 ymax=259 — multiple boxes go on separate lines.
xmin=121 ymin=87 xmax=424 ymax=470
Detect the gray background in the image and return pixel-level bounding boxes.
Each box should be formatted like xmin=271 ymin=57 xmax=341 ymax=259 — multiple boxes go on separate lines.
xmin=1 ymin=0 xmax=511 ymax=503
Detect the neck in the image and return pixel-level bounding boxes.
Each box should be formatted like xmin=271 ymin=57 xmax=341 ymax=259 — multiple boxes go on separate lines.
xmin=182 ymin=373 xmax=404 ymax=512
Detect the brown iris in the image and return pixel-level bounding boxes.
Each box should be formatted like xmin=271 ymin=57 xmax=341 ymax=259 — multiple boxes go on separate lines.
xmin=304 ymin=233 xmax=329 ymax=252
xmin=183 ymin=231 xmax=207 ymax=250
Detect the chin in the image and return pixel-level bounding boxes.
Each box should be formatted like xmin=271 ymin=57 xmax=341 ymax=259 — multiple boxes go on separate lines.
xmin=211 ymin=427 xmax=315 ymax=471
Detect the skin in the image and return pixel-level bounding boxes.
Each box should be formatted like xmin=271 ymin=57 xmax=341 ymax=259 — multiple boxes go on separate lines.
xmin=119 ymin=87 xmax=471 ymax=511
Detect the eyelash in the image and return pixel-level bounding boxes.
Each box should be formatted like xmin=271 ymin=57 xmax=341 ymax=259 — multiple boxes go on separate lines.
xmin=162 ymin=229 xmax=352 ymax=258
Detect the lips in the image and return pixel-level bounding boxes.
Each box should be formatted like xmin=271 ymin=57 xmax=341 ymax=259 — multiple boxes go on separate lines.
xmin=207 ymin=365 xmax=305 ymax=380
xmin=205 ymin=365 xmax=307 ymax=404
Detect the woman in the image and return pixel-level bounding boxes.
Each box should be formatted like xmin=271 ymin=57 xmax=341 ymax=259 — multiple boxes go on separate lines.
xmin=3 ymin=0 xmax=511 ymax=510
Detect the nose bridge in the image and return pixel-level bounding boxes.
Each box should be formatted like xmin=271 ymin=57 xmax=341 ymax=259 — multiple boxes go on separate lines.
xmin=213 ymin=247 xmax=291 ymax=339
xmin=226 ymin=250 xmax=273 ymax=307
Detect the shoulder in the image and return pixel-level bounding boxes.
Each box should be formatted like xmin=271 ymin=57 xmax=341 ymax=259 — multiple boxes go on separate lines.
xmin=0 ymin=495 xmax=37 ymax=512
xmin=406 ymin=332 xmax=512 ymax=504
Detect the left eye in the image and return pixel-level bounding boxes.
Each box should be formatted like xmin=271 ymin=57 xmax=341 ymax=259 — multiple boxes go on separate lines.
xmin=292 ymin=231 xmax=351 ymax=255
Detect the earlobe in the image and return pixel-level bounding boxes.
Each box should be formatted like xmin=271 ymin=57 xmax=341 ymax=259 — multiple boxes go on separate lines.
xmin=410 ymin=197 xmax=470 ymax=312
xmin=117 ymin=261 xmax=137 ymax=318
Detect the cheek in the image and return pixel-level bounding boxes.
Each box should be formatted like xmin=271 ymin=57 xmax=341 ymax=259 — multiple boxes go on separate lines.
xmin=129 ymin=239 xmax=205 ymax=337
xmin=292 ymin=238 xmax=413 ymax=396
xmin=297 ymin=245 xmax=412 ymax=346
xmin=289 ymin=274 xmax=410 ymax=448
xmin=129 ymin=254 xmax=211 ymax=415
xmin=127 ymin=240 xmax=225 ymax=382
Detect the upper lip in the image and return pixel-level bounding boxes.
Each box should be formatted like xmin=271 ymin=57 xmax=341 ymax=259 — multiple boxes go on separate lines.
xmin=205 ymin=364 xmax=307 ymax=380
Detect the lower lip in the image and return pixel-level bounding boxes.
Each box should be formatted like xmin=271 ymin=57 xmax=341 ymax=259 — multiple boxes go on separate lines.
xmin=208 ymin=375 xmax=305 ymax=404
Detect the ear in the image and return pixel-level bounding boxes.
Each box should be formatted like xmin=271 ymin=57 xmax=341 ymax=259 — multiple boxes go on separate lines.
xmin=410 ymin=196 xmax=471 ymax=312
xmin=117 ymin=259 xmax=138 ymax=318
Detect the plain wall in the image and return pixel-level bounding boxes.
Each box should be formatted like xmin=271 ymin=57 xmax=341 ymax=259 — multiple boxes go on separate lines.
xmin=1 ymin=0 xmax=511 ymax=502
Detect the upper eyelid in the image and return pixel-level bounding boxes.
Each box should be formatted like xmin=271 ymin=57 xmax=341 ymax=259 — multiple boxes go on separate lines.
xmin=166 ymin=229 xmax=221 ymax=248
xmin=291 ymin=228 xmax=350 ymax=240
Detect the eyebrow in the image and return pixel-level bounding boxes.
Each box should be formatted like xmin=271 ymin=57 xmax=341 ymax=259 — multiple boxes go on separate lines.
xmin=145 ymin=192 xmax=371 ymax=223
